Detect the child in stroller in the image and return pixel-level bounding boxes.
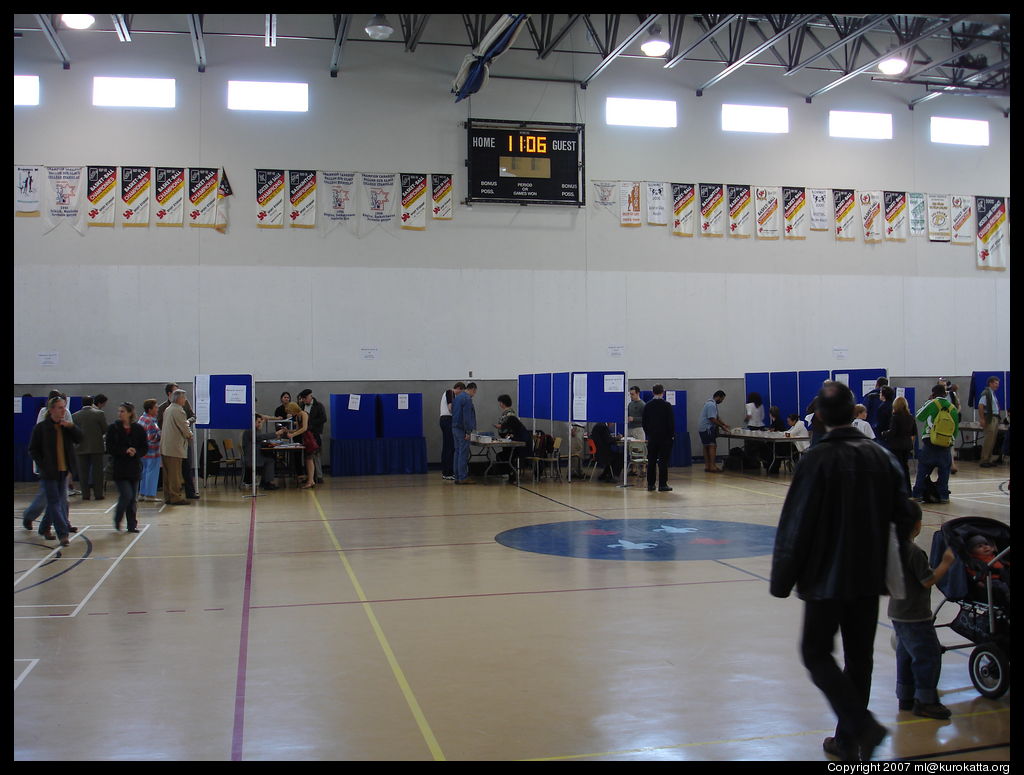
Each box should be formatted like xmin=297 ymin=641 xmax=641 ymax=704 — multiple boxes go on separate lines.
xmin=965 ymin=534 xmax=1011 ymax=607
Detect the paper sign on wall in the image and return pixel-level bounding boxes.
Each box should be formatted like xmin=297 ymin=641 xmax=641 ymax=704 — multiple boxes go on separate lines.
xmin=348 ymin=394 xmax=361 ymax=411
xmin=834 ymin=373 xmax=849 ymax=386
xmin=572 ymin=399 xmax=588 ymax=421
xmin=832 ymin=346 xmax=848 ymax=360
xmin=194 ymin=374 xmax=211 ymax=425
xmin=15 ymin=397 xmax=22 ymax=413
xmin=666 ymin=391 xmax=677 ymax=406
xmin=37 ymin=352 xmax=59 ymax=367
xmin=608 ymin=345 xmax=624 ymax=359
xmin=604 ymin=374 xmax=624 ymax=393
xmin=896 ymin=387 xmax=906 ymax=399
xmin=225 ymin=385 xmax=247 ymax=404
xmin=398 ymin=394 xmax=409 ymax=410
xmin=861 ymin=380 xmax=876 ymax=398
xmin=360 ymin=347 xmax=379 ymax=360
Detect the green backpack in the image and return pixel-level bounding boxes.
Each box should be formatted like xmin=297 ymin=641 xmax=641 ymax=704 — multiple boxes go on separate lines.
xmin=929 ymin=399 xmax=956 ymax=447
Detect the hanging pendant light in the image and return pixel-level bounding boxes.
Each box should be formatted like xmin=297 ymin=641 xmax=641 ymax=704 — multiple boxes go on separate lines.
xmin=365 ymin=14 xmax=394 ymax=41
xmin=640 ymin=25 xmax=670 ymax=57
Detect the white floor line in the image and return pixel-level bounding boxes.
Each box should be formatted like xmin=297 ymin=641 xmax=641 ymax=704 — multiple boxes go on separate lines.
xmin=947 ymin=496 xmax=1012 ymax=508
xmin=65 ymin=524 xmax=150 ymax=618
xmin=14 ymin=659 xmax=40 ymax=691
xmin=104 ymin=501 xmax=117 ymax=514
xmin=13 ymin=526 xmax=93 ymax=589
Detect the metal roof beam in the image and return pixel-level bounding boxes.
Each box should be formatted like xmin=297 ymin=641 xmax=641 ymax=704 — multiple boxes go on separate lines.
xmin=580 ymin=14 xmax=658 ymax=88
xmin=539 ymin=13 xmax=582 ymax=59
xmin=329 ymin=14 xmax=352 ymax=77
xmin=111 ymin=14 xmax=132 ymax=43
xmin=265 ymin=13 xmax=276 ymax=47
xmin=34 ymin=14 xmax=71 ymax=70
xmin=186 ymin=14 xmax=206 ymax=73
xmin=784 ymin=14 xmax=893 ymax=76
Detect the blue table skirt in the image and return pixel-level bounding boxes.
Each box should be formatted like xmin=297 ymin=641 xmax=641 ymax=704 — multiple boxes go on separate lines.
xmin=670 ymin=434 xmax=692 ymax=467
xmin=330 ymin=437 xmax=428 ymax=476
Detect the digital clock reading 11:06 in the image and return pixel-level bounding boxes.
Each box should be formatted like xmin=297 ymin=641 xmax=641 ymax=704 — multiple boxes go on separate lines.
xmin=465 ymin=118 xmax=585 ymax=206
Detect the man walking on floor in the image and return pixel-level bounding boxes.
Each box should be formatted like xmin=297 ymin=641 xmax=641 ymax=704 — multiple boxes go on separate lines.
xmin=451 ymin=382 xmax=477 ymax=485
xmin=642 ymin=384 xmax=675 ymax=492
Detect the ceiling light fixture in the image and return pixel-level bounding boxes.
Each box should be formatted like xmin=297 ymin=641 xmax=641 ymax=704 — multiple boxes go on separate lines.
xmin=878 ymin=56 xmax=908 ymax=75
xmin=61 ymin=14 xmax=96 ymax=30
xmin=640 ymin=24 xmax=670 ymax=57
xmin=365 ymin=14 xmax=394 ymax=41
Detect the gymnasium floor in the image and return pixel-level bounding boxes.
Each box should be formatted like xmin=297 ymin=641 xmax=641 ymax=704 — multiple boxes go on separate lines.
xmin=13 ymin=461 xmax=1011 ymax=761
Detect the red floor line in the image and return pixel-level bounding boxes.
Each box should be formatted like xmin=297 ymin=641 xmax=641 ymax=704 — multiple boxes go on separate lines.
xmin=230 ymin=497 xmax=258 ymax=761
xmin=256 ymin=508 xmax=573 ymax=524
xmin=258 ymin=541 xmax=495 ymax=556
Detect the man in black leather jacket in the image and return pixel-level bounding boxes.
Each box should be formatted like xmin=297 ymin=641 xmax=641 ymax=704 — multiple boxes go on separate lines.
xmin=770 ymin=381 xmax=916 ymax=762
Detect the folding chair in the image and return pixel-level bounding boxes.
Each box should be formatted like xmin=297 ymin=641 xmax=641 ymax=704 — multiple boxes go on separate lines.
xmin=627 ymin=439 xmax=647 ymax=480
xmin=219 ymin=438 xmax=242 ymax=487
xmin=526 ymin=437 xmax=563 ymax=482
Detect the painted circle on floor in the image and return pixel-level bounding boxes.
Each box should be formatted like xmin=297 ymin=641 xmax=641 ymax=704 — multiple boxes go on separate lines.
xmin=495 ymin=519 xmax=776 ymax=561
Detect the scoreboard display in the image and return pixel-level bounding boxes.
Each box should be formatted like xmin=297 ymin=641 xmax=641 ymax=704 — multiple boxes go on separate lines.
xmin=466 ymin=118 xmax=585 ymax=206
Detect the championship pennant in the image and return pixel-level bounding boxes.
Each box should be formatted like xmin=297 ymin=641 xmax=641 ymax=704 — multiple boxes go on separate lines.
xmin=400 ymin=173 xmax=428 ymax=230
xmin=321 ymin=171 xmax=358 ymax=234
xmin=908 ymin=193 xmax=926 ymax=237
xmin=859 ymin=191 xmax=883 ymax=243
xmin=288 ymin=170 xmax=317 ymax=228
xmin=86 ymin=165 xmax=117 ymax=226
xmin=620 ymin=181 xmax=641 ymax=226
xmin=431 ymin=174 xmax=453 ymax=220
xmin=783 ymin=187 xmax=807 ymax=240
xmin=43 ymin=166 xmax=84 ymax=233
xmin=754 ymin=187 xmax=780 ymax=240
xmin=359 ymin=172 xmax=397 ymax=230
xmin=951 ymin=195 xmax=974 ymax=245
xmin=646 ymin=182 xmax=668 ymax=225
xmin=727 ymin=184 xmax=752 ymax=238
xmin=833 ymin=189 xmax=856 ymax=241
xmin=699 ymin=183 xmax=724 ymax=237
xmin=119 ymin=166 xmax=151 ymax=227
xmin=154 ymin=167 xmax=185 ymax=226
xmin=255 ymin=169 xmax=285 ymax=228
xmin=883 ymin=191 xmax=907 ymax=242
xmin=15 ymin=165 xmax=42 ymax=217
xmin=809 ymin=189 xmax=831 ymax=231
xmin=188 ymin=167 xmax=220 ymax=227
xmin=214 ymin=169 xmax=233 ymax=234
xmin=671 ymin=183 xmax=695 ymax=236
xmin=975 ymin=196 xmax=1008 ymax=270
xmin=926 ymin=194 xmax=951 ymax=242
xmin=592 ymin=180 xmax=618 ymax=218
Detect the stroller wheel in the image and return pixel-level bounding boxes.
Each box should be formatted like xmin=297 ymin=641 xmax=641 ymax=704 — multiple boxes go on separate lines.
xmin=969 ymin=643 xmax=1010 ymax=699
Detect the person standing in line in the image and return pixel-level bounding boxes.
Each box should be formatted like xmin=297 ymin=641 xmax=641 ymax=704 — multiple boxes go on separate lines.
xmin=884 ymin=396 xmax=916 ymax=495
xmin=106 ymin=402 xmax=148 ymax=533
xmin=912 ymin=383 xmax=959 ymax=505
xmin=875 ymin=387 xmax=895 ymax=444
xmin=137 ymin=399 xmax=162 ymax=502
xmin=28 ymin=395 xmax=83 ymax=546
xmin=298 ymin=389 xmax=327 ymax=484
xmin=770 ymin=381 xmax=915 ymax=762
xmin=158 ymin=382 xmax=200 ymax=499
xmin=627 ymin=386 xmax=647 ymax=441
xmin=439 ymin=382 xmax=464 ymax=481
xmin=160 ymin=389 xmax=193 ymax=506
xmin=451 ymin=382 xmax=478 ymax=485
xmin=852 ymin=405 xmax=876 ymax=439
xmin=642 ymin=384 xmax=675 ymax=492
xmin=863 ymin=377 xmax=888 ymax=433
xmin=944 ymin=381 xmax=961 ymax=474
xmin=977 ymin=375 xmax=1002 ymax=468
xmin=698 ymin=390 xmax=730 ymax=473
xmin=73 ymin=395 xmax=108 ymax=501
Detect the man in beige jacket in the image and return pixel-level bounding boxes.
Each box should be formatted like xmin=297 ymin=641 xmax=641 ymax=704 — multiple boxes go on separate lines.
xmin=160 ymin=389 xmax=193 ymax=505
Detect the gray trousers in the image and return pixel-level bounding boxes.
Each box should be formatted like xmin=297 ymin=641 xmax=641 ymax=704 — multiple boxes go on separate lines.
xmin=77 ymin=452 xmax=105 ymax=498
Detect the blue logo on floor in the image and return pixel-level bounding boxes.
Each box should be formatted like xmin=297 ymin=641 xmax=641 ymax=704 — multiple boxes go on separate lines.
xmin=495 ymin=518 xmax=776 ymax=561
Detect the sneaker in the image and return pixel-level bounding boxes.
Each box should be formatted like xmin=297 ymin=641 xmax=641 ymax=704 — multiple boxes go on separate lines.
xmin=68 ymin=489 xmax=81 ymax=496
xmin=442 ymin=475 xmax=455 ymax=480
xmin=898 ymin=699 xmax=915 ymax=711
xmin=913 ymin=701 xmax=951 ymax=720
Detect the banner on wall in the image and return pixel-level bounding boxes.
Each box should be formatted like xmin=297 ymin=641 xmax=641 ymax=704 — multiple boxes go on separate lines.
xmin=926 ymin=194 xmax=951 ymax=242
xmin=809 ymin=188 xmax=830 ymax=231
xmin=592 ymin=180 xmax=618 ymax=218
xmin=620 ymin=181 xmax=641 ymax=226
xmin=975 ymin=195 xmax=1008 ymax=270
xmin=883 ymin=191 xmax=907 ymax=242
xmin=908 ymin=192 xmax=926 ymax=236
xmin=154 ymin=167 xmax=185 ymax=226
xmin=15 ymin=165 xmax=42 ymax=217
xmin=727 ymin=184 xmax=752 ymax=238
xmin=671 ymin=183 xmax=695 ymax=237
xmin=833 ymin=189 xmax=856 ymax=241
xmin=188 ymin=167 xmax=220 ymax=227
xmin=431 ymin=174 xmax=453 ymax=220
xmin=43 ymin=166 xmax=85 ymax=233
xmin=754 ymin=186 xmax=780 ymax=240
xmin=699 ymin=183 xmax=724 ymax=237
xmin=359 ymin=172 xmax=397 ymax=231
xmin=783 ymin=187 xmax=807 ymax=240
xmin=288 ymin=170 xmax=317 ymax=228
xmin=400 ymin=173 xmax=428 ymax=231
xmin=951 ymin=195 xmax=974 ymax=245
xmin=254 ymin=169 xmax=285 ymax=228
xmin=646 ymin=182 xmax=668 ymax=225
xmin=320 ymin=171 xmax=358 ymax=234
xmin=119 ymin=166 xmax=151 ymax=227
xmin=214 ymin=169 xmax=233 ymax=234
xmin=85 ymin=165 xmax=117 ymax=227
xmin=859 ymin=190 xmax=883 ymax=243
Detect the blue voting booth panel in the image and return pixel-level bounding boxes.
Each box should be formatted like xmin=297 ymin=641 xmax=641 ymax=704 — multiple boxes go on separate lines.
xmin=552 ymin=372 xmax=570 ymax=422
xmin=331 ymin=438 xmax=427 ymax=475
xmin=534 ymin=374 xmax=552 ymax=420
xmin=798 ymin=371 xmax=830 ymax=414
xmin=769 ymin=372 xmax=799 ymax=424
xmin=196 ymin=375 xmax=253 ymax=430
xmin=744 ymin=373 xmax=771 ymax=416
xmin=331 ymin=394 xmax=377 ymax=439
xmin=576 ymin=371 xmax=627 ymax=425
xmin=14 ymin=396 xmax=47 ymax=481
xmin=68 ymin=396 xmax=83 ymax=414
xmin=379 ymin=394 xmax=423 ymax=438
xmin=518 ymin=374 xmax=534 ymax=418
xmin=832 ymin=369 xmax=886 ymax=403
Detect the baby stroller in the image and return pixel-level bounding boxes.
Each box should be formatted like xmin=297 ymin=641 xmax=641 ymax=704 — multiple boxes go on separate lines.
xmin=928 ymin=516 xmax=1011 ymax=698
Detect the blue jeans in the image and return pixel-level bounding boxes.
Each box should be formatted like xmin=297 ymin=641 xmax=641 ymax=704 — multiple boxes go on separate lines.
xmin=892 ymin=619 xmax=942 ymax=705
xmin=22 ymin=479 xmax=47 ymax=524
xmin=140 ymin=456 xmax=161 ymax=497
xmin=39 ymin=478 xmax=71 ymax=538
xmin=114 ymin=479 xmax=139 ymax=530
xmin=912 ymin=441 xmax=951 ymax=500
xmin=453 ymin=427 xmax=470 ymax=481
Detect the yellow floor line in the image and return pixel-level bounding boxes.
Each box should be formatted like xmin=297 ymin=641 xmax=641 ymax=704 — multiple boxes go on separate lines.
xmin=310 ymin=490 xmax=446 ymax=762
xmin=714 ymin=479 xmax=788 ymax=500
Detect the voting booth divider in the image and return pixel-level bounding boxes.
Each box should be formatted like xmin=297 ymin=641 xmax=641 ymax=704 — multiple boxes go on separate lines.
xmin=639 ymin=390 xmax=691 ymax=467
xmin=194 ymin=374 xmax=256 ymax=497
xmin=329 ymin=393 xmax=427 ymax=476
xmin=14 ymin=396 xmax=47 ymax=481
xmin=746 ymin=368 xmax=888 ymax=422
xmin=967 ymin=371 xmax=1011 ymax=416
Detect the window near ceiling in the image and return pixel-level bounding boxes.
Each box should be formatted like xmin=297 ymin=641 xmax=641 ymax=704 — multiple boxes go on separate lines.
xmin=605 ymin=97 xmax=677 ymax=128
xmin=93 ymin=76 xmax=176 ymax=108
xmin=227 ymin=80 xmax=309 ymax=112
xmin=721 ymin=103 xmax=789 ymax=133
xmin=14 ymin=75 xmax=40 ymax=106
xmin=829 ymin=110 xmax=893 ymax=140
xmin=930 ymin=116 xmax=989 ymax=146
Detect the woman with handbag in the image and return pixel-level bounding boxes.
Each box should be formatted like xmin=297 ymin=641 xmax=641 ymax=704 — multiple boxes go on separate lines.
xmin=885 ymin=396 xmax=916 ymax=494
xmin=277 ymin=401 xmax=317 ymax=489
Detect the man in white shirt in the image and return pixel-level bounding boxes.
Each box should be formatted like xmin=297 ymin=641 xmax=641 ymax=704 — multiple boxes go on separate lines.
xmin=439 ymin=382 xmax=464 ymax=480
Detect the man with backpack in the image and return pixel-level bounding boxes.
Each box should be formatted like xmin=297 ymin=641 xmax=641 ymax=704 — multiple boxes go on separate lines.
xmin=911 ymin=383 xmax=960 ymax=505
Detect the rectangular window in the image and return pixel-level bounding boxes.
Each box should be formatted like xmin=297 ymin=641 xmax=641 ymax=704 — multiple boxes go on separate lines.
xmin=227 ymin=80 xmax=309 ymax=112
xmin=930 ymin=116 xmax=989 ymax=146
xmin=829 ymin=110 xmax=893 ymax=140
xmin=14 ymin=75 xmax=40 ymax=106
xmin=93 ymin=76 xmax=176 ymax=108
xmin=605 ymin=97 xmax=677 ymax=128
xmin=721 ymin=103 xmax=789 ymax=133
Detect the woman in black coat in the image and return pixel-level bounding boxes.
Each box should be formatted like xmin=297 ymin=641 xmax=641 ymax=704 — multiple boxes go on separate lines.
xmin=884 ymin=396 xmax=916 ymax=494
xmin=106 ymin=402 xmax=149 ymax=533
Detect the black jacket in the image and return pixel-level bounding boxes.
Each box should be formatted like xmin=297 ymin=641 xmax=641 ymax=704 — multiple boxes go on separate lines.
xmin=885 ymin=412 xmax=916 ymax=452
xmin=306 ymin=398 xmax=327 ymax=438
xmin=29 ymin=417 xmax=83 ymax=480
xmin=770 ymin=426 xmax=916 ymax=601
xmin=106 ymin=421 xmax=150 ymax=481
xmin=641 ymin=398 xmax=675 ymax=439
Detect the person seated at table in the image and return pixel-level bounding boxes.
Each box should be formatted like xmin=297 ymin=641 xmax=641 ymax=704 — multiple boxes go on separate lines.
xmin=766 ymin=415 xmax=810 ymax=475
xmin=242 ymin=414 xmax=279 ymax=490
xmin=494 ymin=394 xmax=516 ymax=431
xmin=766 ymin=405 xmax=787 ymax=432
xmin=496 ymin=412 xmax=532 ymax=484
xmin=589 ymin=422 xmax=623 ymax=483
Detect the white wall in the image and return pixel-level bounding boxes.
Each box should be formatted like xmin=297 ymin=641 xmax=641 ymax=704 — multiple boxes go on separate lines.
xmin=14 ymin=15 xmax=1011 ymax=385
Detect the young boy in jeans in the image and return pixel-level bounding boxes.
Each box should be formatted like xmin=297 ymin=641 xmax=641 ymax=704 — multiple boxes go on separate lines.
xmin=888 ymin=500 xmax=957 ymax=719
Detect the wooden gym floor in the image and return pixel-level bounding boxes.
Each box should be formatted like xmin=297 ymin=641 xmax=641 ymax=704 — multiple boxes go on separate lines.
xmin=13 ymin=462 xmax=1011 ymax=761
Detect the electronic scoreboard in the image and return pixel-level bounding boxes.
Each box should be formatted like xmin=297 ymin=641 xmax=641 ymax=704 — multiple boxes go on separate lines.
xmin=465 ymin=118 xmax=585 ymax=206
